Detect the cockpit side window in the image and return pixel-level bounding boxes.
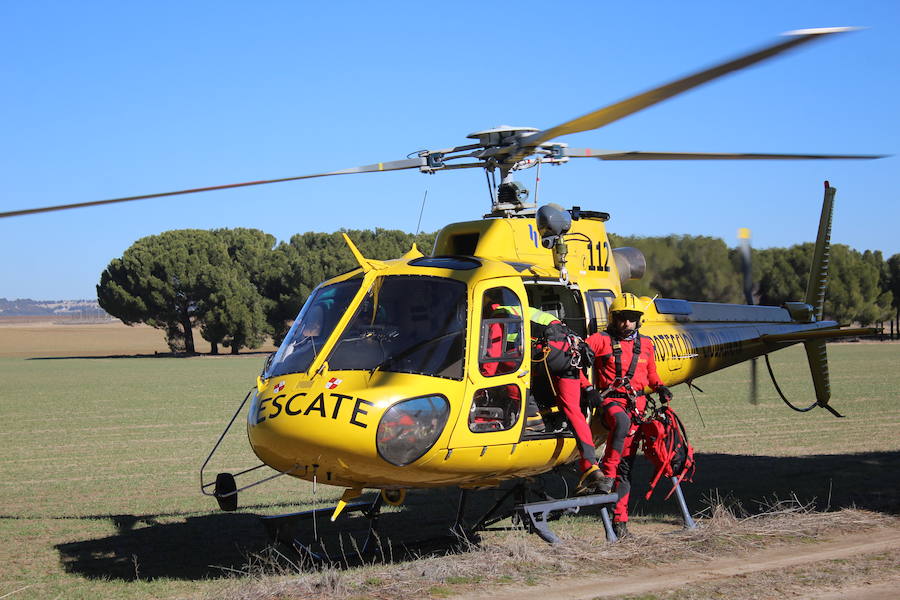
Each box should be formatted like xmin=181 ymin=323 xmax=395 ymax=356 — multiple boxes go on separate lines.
xmin=478 ymin=286 xmax=524 ymax=377
xmin=266 ymin=278 xmax=363 ymax=378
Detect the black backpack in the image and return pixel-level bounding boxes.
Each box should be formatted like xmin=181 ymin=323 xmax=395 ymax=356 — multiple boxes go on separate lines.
xmin=539 ymin=321 xmax=594 ymax=376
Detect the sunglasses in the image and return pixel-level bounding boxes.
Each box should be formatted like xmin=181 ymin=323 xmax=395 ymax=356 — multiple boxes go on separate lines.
xmin=615 ymin=311 xmax=642 ymax=322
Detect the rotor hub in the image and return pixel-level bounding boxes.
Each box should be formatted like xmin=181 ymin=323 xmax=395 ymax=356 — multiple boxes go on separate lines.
xmin=467 ymin=126 xmax=539 ymax=148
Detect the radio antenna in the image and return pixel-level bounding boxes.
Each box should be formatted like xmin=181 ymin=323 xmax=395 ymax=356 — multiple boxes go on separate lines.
xmin=415 ymin=190 xmax=428 ymax=236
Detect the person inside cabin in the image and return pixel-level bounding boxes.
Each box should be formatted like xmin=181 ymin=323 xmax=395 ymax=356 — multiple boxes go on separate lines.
xmin=483 ymin=291 xmax=603 ymax=492
xmin=583 ymin=292 xmax=673 ymax=538
xmin=281 ymin=304 xmax=325 ymax=365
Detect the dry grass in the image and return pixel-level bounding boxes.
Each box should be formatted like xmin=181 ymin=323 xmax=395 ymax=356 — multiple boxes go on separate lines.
xmin=0 ymin=316 xmax=278 ymax=358
xmin=215 ymin=500 xmax=898 ymax=600
xmin=0 ymin=318 xmax=172 ymax=357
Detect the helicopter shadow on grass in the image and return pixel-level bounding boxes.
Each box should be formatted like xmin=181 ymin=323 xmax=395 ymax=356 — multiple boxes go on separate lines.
xmin=54 ymin=510 xmax=273 ymax=582
xmin=626 ymin=450 xmax=900 ymax=522
xmin=52 ymin=488 xmax=509 ymax=582
xmin=54 ymin=451 xmax=900 ymax=582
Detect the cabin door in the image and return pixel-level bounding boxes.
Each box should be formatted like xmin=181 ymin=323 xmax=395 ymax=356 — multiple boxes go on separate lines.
xmin=449 ymin=278 xmax=529 ymax=449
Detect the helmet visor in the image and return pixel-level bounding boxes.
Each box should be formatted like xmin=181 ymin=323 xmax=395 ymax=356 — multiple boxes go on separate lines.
xmin=615 ymin=310 xmax=642 ymax=322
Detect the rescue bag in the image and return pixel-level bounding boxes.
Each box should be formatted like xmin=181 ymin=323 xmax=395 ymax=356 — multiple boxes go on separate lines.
xmin=539 ymin=321 xmax=594 ymax=376
xmin=640 ymin=404 xmax=695 ymax=500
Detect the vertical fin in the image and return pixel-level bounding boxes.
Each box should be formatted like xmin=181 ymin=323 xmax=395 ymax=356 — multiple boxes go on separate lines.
xmin=804 ymin=182 xmax=836 ymax=321
xmin=802 ymin=183 xmax=842 ymax=417
xmin=804 ymin=338 xmax=832 ymax=409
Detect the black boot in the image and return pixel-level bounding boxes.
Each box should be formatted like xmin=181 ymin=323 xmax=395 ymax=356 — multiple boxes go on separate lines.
xmin=594 ymin=475 xmax=614 ymax=494
xmin=576 ymin=466 xmax=615 ymax=495
xmin=613 ymin=521 xmax=630 ymax=539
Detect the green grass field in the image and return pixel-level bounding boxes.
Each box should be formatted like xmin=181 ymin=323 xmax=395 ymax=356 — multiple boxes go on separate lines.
xmin=0 ymin=335 xmax=897 ymax=599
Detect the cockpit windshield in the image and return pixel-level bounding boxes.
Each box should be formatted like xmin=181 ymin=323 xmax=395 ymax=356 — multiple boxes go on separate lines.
xmin=266 ymin=278 xmax=362 ymax=378
xmin=328 ymin=276 xmax=467 ymax=380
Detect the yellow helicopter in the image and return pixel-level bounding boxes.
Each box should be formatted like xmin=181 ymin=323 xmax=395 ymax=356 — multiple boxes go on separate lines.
xmin=0 ymin=27 xmax=883 ymax=544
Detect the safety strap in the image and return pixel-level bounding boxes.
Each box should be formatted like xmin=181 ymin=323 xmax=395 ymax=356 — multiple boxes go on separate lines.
xmin=609 ymin=333 xmax=642 ymax=393
xmin=595 ymin=332 xmax=645 ymax=419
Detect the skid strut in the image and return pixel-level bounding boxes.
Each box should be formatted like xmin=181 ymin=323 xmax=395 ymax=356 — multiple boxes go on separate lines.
xmin=671 ymin=477 xmax=697 ymax=529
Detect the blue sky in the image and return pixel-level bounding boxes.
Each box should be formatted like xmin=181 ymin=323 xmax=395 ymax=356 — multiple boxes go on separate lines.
xmin=1 ymin=1 xmax=898 ymax=300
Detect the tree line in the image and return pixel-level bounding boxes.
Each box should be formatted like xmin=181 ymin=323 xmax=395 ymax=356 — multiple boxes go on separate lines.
xmin=97 ymin=228 xmax=899 ymax=354
xmin=97 ymin=228 xmax=436 ymax=353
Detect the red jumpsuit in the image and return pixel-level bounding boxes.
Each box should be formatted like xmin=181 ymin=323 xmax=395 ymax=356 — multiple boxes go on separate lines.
xmin=484 ymin=306 xmax=596 ymax=473
xmin=586 ymin=331 xmax=665 ymax=522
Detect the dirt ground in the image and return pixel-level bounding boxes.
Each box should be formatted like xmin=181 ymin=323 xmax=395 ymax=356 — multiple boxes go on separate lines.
xmin=456 ymin=526 xmax=900 ymax=600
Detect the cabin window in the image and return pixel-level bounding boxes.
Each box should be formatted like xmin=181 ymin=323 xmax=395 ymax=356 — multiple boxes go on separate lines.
xmin=408 ymin=256 xmax=481 ymax=270
xmin=525 ymin=283 xmax=587 ymax=337
xmin=327 ymin=276 xmax=467 ymax=380
xmin=478 ymin=286 xmax=524 ymax=377
xmin=586 ymin=290 xmax=616 ymax=334
xmin=468 ymin=384 xmax=521 ymax=433
xmin=450 ymin=233 xmax=479 ymax=255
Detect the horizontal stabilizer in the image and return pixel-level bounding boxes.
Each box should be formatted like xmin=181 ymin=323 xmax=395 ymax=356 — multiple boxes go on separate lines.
xmin=761 ymin=327 xmax=876 ymax=344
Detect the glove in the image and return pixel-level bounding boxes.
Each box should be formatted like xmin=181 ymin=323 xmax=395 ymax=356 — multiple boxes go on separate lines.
xmin=658 ymin=386 xmax=673 ymax=403
xmin=582 ymin=386 xmax=603 ymax=409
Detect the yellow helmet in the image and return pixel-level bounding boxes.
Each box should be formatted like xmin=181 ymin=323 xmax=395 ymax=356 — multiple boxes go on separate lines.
xmin=609 ymin=292 xmax=644 ymax=316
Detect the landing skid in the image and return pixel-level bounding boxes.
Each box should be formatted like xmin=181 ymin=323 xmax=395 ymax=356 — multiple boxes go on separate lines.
xmin=259 ymin=476 xmax=695 ymax=561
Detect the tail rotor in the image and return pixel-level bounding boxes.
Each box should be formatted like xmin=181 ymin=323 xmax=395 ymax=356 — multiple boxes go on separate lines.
xmin=739 ymin=228 xmax=759 ymax=405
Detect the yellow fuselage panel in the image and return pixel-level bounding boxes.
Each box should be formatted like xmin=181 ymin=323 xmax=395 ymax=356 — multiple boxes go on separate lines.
xmin=248 ymin=370 xmax=465 ymax=487
xmin=244 ymin=217 xmax=835 ymax=491
xmin=434 ymin=217 xmax=623 ymax=292
xmin=248 ymin=366 xmax=589 ymax=488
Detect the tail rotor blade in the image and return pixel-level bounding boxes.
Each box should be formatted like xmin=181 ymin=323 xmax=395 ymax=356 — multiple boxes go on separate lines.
xmin=750 ymin=358 xmax=759 ymax=405
xmin=740 ymin=227 xmax=760 ymax=405
xmin=739 ymin=228 xmax=754 ymax=305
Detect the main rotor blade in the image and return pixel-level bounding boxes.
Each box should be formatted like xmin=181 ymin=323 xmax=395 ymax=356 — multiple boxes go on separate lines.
xmin=0 ymin=157 xmax=427 ymax=219
xmin=521 ymin=27 xmax=857 ymax=149
xmin=564 ymin=149 xmax=886 ymax=160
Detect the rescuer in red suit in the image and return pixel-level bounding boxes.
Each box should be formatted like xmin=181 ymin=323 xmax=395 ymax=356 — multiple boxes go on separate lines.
xmin=483 ymin=294 xmax=602 ymax=493
xmin=584 ymin=292 xmax=673 ymax=538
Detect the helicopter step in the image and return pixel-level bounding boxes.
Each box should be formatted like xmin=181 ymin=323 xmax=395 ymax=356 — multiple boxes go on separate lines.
xmin=510 ymin=476 xmax=696 ymax=544
xmin=461 ymin=479 xmax=618 ymax=544
xmin=466 ymin=473 xmax=697 ymax=545
xmin=514 ymin=493 xmax=620 ymax=544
